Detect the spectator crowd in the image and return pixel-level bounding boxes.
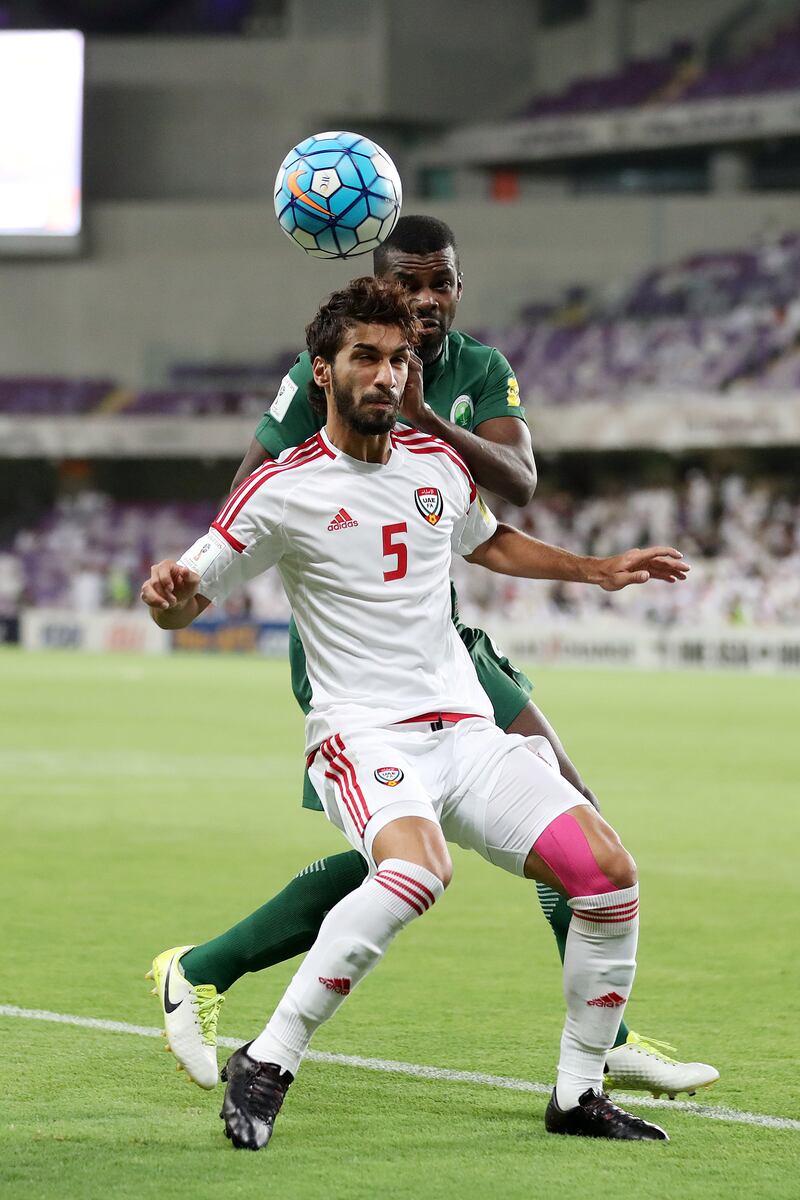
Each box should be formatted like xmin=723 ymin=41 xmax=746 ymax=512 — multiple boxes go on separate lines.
xmin=3 ymin=470 xmax=798 ymax=629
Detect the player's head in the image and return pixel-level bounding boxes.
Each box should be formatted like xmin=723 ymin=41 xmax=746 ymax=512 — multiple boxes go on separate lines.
xmin=307 ymin=276 xmax=421 ymax=436
xmin=373 ymin=215 xmax=463 ymax=365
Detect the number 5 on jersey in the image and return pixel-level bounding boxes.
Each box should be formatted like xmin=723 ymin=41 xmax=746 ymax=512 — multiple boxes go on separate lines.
xmin=382 ymin=522 xmax=407 ymax=581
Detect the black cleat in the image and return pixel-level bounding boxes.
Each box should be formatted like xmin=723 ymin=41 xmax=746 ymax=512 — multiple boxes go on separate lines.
xmin=545 ymin=1087 xmax=669 ymax=1141
xmin=219 ymin=1042 xmax=294 ymax=1151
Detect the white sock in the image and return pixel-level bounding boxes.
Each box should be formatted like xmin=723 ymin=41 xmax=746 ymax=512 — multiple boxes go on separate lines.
xmin=555 ymin=883 xmax=639 ymax=1110
xmin=248 ymin=859 xmax=443 ymax=1074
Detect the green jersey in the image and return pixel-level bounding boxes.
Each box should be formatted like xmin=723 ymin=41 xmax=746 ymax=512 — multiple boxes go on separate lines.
xmin=254 ymin=329 xmax=526 ymax=457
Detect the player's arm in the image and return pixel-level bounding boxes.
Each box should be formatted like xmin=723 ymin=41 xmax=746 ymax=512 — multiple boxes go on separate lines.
xmin=401 ymin=352 xmax=536 ymax=506
xmin=232 ymin=437 xmax=272 ymax=491
xmin=141 ymin=488 xmax=286 ymax=626
xmin=467 ymin=525 xmax=689 ymax=591
xmin=231 ymin=358 xmax=320 ymax=491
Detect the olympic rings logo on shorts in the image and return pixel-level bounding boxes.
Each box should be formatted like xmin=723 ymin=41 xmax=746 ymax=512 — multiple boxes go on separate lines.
xmin=374 ymin=767 xmax=404 ymax=786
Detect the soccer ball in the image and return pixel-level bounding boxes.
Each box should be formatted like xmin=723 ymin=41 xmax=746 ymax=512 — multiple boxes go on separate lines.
xmin=274 ymin=131 xmax=402 ymax=259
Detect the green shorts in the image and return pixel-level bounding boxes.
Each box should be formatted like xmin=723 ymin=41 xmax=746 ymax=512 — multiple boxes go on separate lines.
xmin=295 ymin=617 xmax=533 ymax=811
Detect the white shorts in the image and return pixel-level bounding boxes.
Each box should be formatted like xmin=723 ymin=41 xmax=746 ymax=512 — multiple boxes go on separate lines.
xmin=307 ymin=716 xmax=590 ymax=877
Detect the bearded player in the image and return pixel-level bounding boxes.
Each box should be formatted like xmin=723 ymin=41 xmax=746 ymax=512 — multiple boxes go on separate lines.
xmin=148 ymin=217 xmax=717 ymax=1100
xmin=143 ymin=277 xmax=690 ymax=1147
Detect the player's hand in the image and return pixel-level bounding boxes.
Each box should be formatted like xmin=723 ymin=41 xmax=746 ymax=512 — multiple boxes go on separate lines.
xmin=592 ymin=547 xmax=690 ymax=592
xmin=140 ymin=560 xmax=201 ymax=611
xmin=399 ymin=352 xmax=431 ymax=428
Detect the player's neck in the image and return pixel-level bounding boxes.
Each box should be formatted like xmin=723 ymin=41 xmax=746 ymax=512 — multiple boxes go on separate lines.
xmin=324 ymin=416 xmax=392 ymax=464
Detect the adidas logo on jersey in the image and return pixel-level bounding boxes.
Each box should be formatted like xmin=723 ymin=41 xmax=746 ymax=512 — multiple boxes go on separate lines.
xmin=327 ymin=508 xmax=359 ymax=531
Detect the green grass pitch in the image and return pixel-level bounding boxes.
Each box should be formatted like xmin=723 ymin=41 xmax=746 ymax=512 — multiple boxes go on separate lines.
xmin=1 ymin=648 xmax=798 ymax=1199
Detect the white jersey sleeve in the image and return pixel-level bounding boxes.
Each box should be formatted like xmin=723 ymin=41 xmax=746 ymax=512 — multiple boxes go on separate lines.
xmin=178 ymin=469 xmax=287 ymax=606
xmin=451 ymin=487 xmax=497 ymax=557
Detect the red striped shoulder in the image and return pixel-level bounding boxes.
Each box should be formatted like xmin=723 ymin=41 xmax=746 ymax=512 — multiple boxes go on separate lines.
xmin=392 ymin=430 xmax=476 ymax=502
xmin=392 ymin=427 xmax=441 ymax=446
xmin=216 ymin=432 xmax=332 ymax=528
xmin=214 ymin=435 xmax=331 ymax=536
xmin=215 ymin=440 xmax=324 ymax=529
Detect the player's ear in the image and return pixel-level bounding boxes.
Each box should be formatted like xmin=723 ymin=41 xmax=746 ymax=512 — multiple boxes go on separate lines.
xmin=455 ymin=273 xmax=464 ymax=301
xmin=312 ymin=355 xmax=331 ymax=390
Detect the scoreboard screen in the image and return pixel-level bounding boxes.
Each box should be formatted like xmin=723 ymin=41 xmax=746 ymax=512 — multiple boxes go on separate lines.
xmin=0 ymin=30 xmax=84 ymax=256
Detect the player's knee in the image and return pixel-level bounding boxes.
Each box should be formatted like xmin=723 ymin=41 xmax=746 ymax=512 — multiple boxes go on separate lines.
xmin=598 ymin=845 xmax=637 ymax=891
xmin=530 ymin=810 xmax=636 ymax=897
xmin=406 ymin=845 xmax=452 ymax=889
xmin=426 ymin=849 xmax=453 ymax=890
xmin=372 ymin=815 xmax=452 ymax=889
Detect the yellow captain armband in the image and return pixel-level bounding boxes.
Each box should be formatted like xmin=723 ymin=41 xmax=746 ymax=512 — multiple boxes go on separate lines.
xmin=506 ymin=376 xmax=521 ymax=407
xmin=477 ymin=495 xmax=493 ymax=524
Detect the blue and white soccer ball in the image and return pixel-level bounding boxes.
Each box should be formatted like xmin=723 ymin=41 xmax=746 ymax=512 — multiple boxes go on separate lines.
xmin=274 ymin=131 xmax=402 ymax=259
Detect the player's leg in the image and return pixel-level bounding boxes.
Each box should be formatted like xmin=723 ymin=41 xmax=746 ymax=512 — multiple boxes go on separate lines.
xmin=147 ymin=619 xmax=375 ymax=1083
xmin=220 ymin=731 xmax=449 ymax=1150
xmin=443 ymin=724 xmax=666 ymax=1141
xmin=181 ymin=848 xmax=368 ymax=991
xmin=504 ymin=699 xmax=627 ymax=1030
xmin=243 ymin=817 xmax=449 ymax=1078
xmin=508 ymin=700 xmax=719 ymax=1096
xmin=186 ymin=619 xmax=372 ymax=986
xmin=147 ymin=844 xmax=369 ymax=1087
xmin=183 ymin=620 xmax=376 ymax=982
xmin=459 ymin=622 xmax=623 ymax=1023
xmin=469 ymin=624 xmax=718 ymax=1095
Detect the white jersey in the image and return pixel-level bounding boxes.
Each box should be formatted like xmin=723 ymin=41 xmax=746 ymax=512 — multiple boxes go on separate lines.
xmin=180 ymin=426 xmax=498 ymax=752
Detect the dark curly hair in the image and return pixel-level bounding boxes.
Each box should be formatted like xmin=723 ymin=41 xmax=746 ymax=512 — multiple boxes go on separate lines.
xmin=305 ymin=276 xmax=421 ymax=416
xmin=373 ymin=214 xmax=459 ymax=275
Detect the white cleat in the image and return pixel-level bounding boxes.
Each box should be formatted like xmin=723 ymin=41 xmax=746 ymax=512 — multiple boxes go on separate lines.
xmin=605 ymin=1031 xmax=720 ymax=1100
xmin=145 ymin=945 xmax=224 ymax=1090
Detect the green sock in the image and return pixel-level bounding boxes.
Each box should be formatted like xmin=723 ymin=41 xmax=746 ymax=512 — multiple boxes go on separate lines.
xmin=182 ymin=850 xmax=368 ymax=992
xmin=535 ymin=883 xmax=629 ymax=1049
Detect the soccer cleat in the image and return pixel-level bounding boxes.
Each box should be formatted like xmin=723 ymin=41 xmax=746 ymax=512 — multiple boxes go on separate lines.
xmin=219 ymin=1044 xmax=293 ymax=1151
xmin=545 ymin=1087 xmax=669 ymax=1141
xmin=605 ymin=1031 xmax=720 ymax=1099
xmin=145 ymin=945 xmax=223 ymax=1089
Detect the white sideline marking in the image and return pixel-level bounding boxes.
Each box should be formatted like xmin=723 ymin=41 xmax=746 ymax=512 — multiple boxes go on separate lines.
xmin=2 ymin=1004 xmax=798 ymax=1133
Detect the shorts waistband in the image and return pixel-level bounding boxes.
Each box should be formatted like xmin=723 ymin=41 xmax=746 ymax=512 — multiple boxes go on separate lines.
xmin=394 ymin=711 xmax=485 ymax=731
xmin=306 ymin=712 xmax=486 ymax=763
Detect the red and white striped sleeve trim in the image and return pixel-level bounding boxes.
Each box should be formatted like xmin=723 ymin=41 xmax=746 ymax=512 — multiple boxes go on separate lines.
xmin=392 ymin=428 xmax=477 ymax=503
xmin=212 ymin=433 xmax=332 ymax=551
xmin=211 ymin=522 xmax=246 ymax=553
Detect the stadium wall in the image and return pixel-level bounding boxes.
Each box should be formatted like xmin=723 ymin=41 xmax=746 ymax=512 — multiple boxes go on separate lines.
xmin=16 ymin=610 xmax=800 ymax=674
xmin=3 ymin=192 xmax=800 ymax=382
xmin=484 ymin=619 xmax=800 ymax=675
xmin=84 ymin=34 xmax=386 ymax=201
xmin=627 ymin=0 xmax=748 ymax=59
xmin=85 ymin=14 xmax=533 ymax=201
xmin=533 ymin=0 xmax=745 ymax=95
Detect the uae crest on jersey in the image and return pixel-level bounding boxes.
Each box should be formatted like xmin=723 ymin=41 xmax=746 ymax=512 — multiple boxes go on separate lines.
xmin=414 ymin=487 xmax=443 ymax=526
xmin=374 ymin=767 xmax=404 ymax=786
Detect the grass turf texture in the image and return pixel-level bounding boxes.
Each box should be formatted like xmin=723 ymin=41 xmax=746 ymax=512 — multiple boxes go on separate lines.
xmin=1 ymin=648 xmax=798 ymax=1200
